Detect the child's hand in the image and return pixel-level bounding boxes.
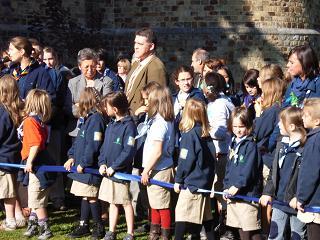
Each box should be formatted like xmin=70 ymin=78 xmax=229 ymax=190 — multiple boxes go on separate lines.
xmin=174 ymin=183 xmax=181 ymax=193
xmin=135 ymin=106 xmax=148 ymax=116
xmin=259 ymin=195 xmax=272 ymax=207
xmin=141 ymin=169 xmax=150 ymax=185
xmin=99 ymin=165 xmax=107 ymax=175
xmin=76 ymin=165 xmax=84 ymax=173
xmin=64 ymin=158 xmax=74 ymax=172
xmin=222 ymin=190 xmax=229 ymax=201
xmin=254 ymin=98 xmax=262 ymax=117
xmin=296 ymin=201 xmax=304 ymax=212
xmin=289 ymin=197 xmax=297 ymax=209
xmin=227 ymin=186 xmax=239 ymax=196
xmin=24 ymin=161 xmax=33 ymax=173
xmin=106 ymin=167 xmax=115 ymax=177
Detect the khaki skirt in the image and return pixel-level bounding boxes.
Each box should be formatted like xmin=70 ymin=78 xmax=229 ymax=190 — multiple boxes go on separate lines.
xmin=147 ymin=168 xmax=173 ymax=209
xmin=298 ymin=211 xmax=320 ymax=224
xmin=0 ymin=170 xmax=17 ymax=199
xmin=175 ymin=189 xmax=212 ymax=224
xmin=99 ymin=177 xmax=131 ymax=205
xmin=227 ymin=200 xmax=261 ymax=231
xmin=70 ymin=180 xmax=99 ymax=198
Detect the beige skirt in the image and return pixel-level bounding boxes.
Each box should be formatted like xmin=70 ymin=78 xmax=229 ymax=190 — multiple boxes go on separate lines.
xmin=147 ymin=168 xmax=173 ymax=209
xmin=70 ymin=180 xmax=99 ymax=198
xmin=297 ymin=211 xmax=320 ymax=224
xmin=227 ymin=201 xmax=261 ymax=231
xmin=175 ymin=189 xmax=212 ymax=224
xmin=28 ymin=173 xmax=51 ymax=209
xmin=99 ymin=177 xmax=131 ymax=205
xmin=0 ymin=170 xmax=17 ymax=199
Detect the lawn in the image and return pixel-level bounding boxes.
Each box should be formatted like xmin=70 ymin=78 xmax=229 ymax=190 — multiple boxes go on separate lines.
xmin=0 ymin=204 xmax=149 ymax=240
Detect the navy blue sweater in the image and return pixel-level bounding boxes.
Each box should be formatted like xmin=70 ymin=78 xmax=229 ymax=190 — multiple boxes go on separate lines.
xmin=0 ymin=106 xmax=21 ymax=173
xmin=224 ymin=136 xmax=262 ymax=197
xmin=68 ymin=112 xmax=106 ymax=186
xmin=297 ymin=128 xmax=320 ymax=208
xmin=175 ymin=124 xmax=216 ymax=193
xmin=253 ymin=104 xmax=281 ymax=168
xmin=98 ymin=116 xmax=137 ymax=182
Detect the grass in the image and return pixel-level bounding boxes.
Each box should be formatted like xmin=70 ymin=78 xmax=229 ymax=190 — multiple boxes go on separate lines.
xmin=0 ymin=202 xmax=149 ymax=240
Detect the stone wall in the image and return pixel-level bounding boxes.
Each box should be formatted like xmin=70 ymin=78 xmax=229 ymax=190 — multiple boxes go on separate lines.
xmin=0 ymin=0 xmax=319 ymax=83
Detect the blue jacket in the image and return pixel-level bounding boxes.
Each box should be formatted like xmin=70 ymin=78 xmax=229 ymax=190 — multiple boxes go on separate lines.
xmin=253 ymin=103 xmax=281 ymax=168
xmin=68 ymin=112 xmax=106 ymax=186
xmin=172 ymin=87 xmax=206 ymax=150
xmin=0 ymin=106 xmax=21 ymax=173
xmin=10 ymin=61 xmax=56 ymax=102
xmin=263 ymin=139 xmax=303 ymax=214
xmin=98 ymin=116 xmax=137 ymax=182
xmin=175 ymin=124 xmax=216 ymax=193
xmin=224 ymin=136 xmax=262 ymax=197
xmin=104 ymin=68 xmax=125 ymax=92
xmin=283 ymin=75 xmax=320 ymax=108
xmin=297 ymin=128 xmax=320 ymax=208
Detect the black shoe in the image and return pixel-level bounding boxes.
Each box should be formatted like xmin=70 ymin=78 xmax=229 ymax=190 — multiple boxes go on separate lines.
xmin=91 ymin=222 xmax=105 ymax=240
xmin=68 ymin=223 xmax=91 ymax=238
xmin=134 ymin=223 xmax=150 ymax=233
xmin=24 ymin=219 xmax=38 ymax=237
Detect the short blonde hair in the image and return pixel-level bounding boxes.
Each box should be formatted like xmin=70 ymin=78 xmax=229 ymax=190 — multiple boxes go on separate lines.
xmin=117 ymin=58 xmax=131 ymax=73
xmin=24 ymin=89 xmax=51 ymax=122
xmin=148 ymin=86 xmax=174 ymax=121
xmin=179 ymin=98 xmax=210 ymax=137
xmin=303 ymin=98 xmax=320 ymax=120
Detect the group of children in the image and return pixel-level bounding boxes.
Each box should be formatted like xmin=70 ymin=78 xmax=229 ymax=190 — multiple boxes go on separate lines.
xmin=0 ymin=44 xmax=320 ymax=240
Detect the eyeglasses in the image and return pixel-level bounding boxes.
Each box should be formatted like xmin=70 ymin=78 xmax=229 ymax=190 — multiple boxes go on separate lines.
xmin=178 ymin=77 xmax=193 ymax=82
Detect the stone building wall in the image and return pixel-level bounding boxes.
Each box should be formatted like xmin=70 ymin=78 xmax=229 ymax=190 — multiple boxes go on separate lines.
xmin=0 ymin=0 xmax=319 ymax=83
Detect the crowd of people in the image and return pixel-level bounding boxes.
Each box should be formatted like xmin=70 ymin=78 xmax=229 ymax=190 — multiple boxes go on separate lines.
xmin=0 ymin=27 xmax=320 ymax=240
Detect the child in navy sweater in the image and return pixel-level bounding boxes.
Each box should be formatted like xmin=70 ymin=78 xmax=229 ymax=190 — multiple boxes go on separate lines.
xmin=223 ymin=106 xmax=263 ymax=240
xmin=293 ymin=98 xmax=320 ymax=240
xmin=0 ymin=75 xmax=22 ymax=230
xmin=260 ymin=107 xmax=306 ymax=240
xmin=64 ymin=87 xmax=106 ymax=239
xmin=174 ymin=98 xmax=216 ymax=239
xmin=98 ymin=91 xmax=137 ymax=240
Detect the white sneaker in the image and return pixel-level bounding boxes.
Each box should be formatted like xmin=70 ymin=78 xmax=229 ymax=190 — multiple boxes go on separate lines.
xmin=16 ymin=217 xmax=27 ymax=228
xmin=0 ymin=220 xmax=17 ymax=231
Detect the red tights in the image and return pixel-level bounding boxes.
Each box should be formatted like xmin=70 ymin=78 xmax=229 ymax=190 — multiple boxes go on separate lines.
xmin=151 ymin=208 xmax=171 ymax=229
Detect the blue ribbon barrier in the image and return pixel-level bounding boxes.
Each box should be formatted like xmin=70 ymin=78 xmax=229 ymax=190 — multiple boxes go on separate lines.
xmin=0 ymin=163 xmax=319 ymax=213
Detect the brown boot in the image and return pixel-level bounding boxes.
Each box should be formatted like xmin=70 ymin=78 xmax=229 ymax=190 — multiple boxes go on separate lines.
xmin=161 ymin=228 xmax=171 ymax=240
xmin=148 ymin=224 xmax=161 ymax=240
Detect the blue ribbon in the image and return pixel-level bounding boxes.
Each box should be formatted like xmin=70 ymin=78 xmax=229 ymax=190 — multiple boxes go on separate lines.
xmin=1 ymin=163 xmax=319 ymax=213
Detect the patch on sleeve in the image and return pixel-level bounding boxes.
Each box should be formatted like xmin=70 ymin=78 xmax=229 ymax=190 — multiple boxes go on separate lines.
xmin=127 ymin=136 xmax=135 ymax=146
xmin=179 ymin=148 xmax=188 ymax=160
xmin=94 ymin=132 xmax=102 ymax=141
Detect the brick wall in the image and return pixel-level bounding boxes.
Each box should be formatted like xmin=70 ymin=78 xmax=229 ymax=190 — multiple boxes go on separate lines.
xmin=0 ymin=0 xmax=319 ymax=83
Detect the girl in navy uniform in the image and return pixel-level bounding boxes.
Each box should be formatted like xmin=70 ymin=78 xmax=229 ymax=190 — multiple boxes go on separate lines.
xmin=293 ymin=98 xmax=320 ymax=240
xmin=259 ymin=107 xmax=307 ymax=240
xmin=98 ymin=91 xmax=137 ymax=240
xmin=0 ymin=75 xmax=22 ymax=230
xmin=174 ymin=98 xmax=216 ymax=239
xmin=223 ymin=106 xmax=263 ymax=240
xmin=64 ymin=87 xmax=106 ymax=239
xmin=19 ymin=89 xmax=55 ymax=239
xmin=141 ymin=86 xmax=175 ymax=240
xmin=241 ymin=69 xmax=261 ymax=110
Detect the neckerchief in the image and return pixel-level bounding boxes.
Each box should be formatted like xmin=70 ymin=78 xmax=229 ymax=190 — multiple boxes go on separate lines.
xmin=229 ymin=135 xmax=248 ymax=164
xmin=278 ymin=137 xmax=301 ymax=168
xmin=12 ymin=60 xmax=35 ymax=81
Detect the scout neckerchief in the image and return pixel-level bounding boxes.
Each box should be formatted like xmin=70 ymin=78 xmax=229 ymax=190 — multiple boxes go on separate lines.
xmin=278 ymin=137 xmax=301 ymax=168
xmin=136 ymin=113 xmax=152 ymax=139
xmin=12 ymin=59 xmax=35 ymax=81
xmin=229 ymin=135 xmax=248 ymax=164
xmin=174 ymin=91 xmax=190 ymax=118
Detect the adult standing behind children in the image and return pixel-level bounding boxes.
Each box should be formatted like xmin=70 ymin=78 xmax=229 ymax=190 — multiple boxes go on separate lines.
xmin=125 ymin=27 xmax=167 ymax=114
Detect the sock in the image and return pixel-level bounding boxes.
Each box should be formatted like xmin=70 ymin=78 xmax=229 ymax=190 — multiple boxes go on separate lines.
xmin=29 ymin=212 xmax=37 ymax=221
xmin=90 ymin=201 xmax=102 ymax=223
xmin=80 ymin=199 xmax=90 ymax=224
xmin=151 ymin=208 xmax=161 ymax=225
xmin=15 ymin=211 xmax=24 ymax=220
xmin=159 ymin=209 xmax=171 ymax=229
xmin=38 ymin=218 xmax=48 ymax=226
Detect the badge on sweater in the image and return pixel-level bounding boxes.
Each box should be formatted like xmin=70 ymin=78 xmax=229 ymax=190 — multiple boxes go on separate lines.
xmin=114 ymin=137 xmax=121 ymax=145
xmin=94 ymin=132 xmax=102 ymax=141
xmin=238 ymin=155 xmax=245 ymax=164
xmin=127 ymin=136 xmax=135 ymax=146
xmin=179 ymin=148 xmax=188 ymax=159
